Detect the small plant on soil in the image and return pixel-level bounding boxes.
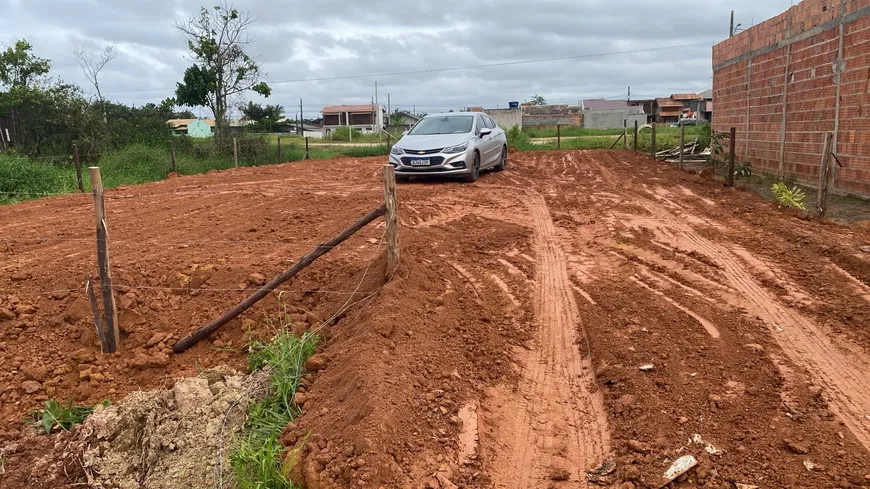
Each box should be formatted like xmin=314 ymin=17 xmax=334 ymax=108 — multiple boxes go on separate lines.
xmin=771 ymin=182 xmax=808 ymax=211
xmin=734 ymin=161 xmax=752 ymax=177
xmin=26 ymin=399 xmax=110 ymax=435
xmin=231 ymin=331 xmax=318 ymax=489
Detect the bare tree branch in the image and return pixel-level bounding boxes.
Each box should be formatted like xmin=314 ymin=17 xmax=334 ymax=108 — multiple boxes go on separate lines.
xmin=73 ymin=45 xmax=117 ymax=121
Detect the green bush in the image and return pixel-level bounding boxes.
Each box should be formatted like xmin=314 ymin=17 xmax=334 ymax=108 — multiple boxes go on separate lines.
xmin=330 ymin=126 xmax=362 ymax=141
xmin=0 ymin=154 xmax=78 ymax=203
xmin=771 ymin=182 xmax=808 ymax=210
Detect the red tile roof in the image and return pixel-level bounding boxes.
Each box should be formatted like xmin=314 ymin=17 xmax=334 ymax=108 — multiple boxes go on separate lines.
xmin=322 ymin=104 xmax=377 ymax=114
xmin=670 ymin=93 xmax=701 ymax=101
xmin=656 ymin=98 xmax=685 ymax=108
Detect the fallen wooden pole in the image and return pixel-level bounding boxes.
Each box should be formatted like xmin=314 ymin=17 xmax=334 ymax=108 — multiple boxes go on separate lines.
xmin=173 ymin=204 xmax=387 ymax=353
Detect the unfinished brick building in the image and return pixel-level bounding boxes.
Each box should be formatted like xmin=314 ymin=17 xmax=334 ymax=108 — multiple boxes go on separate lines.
xmin=713 ymin=0 xmax=870 ymax=196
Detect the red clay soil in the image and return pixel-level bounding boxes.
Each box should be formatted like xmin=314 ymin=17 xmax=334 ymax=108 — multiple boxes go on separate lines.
xmin=2 ymin=151 xmax=870 ymax=489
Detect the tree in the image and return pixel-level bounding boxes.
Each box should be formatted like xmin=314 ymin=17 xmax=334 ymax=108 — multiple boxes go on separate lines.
xmin=240 ymin=101 xmax=283 ymax=123
xmin=174 ymin=4 xmax=271 ymax=137
xmin=73 ymin=45 xmax=118 ymax=121
xmin=390 ymin=109 xmax=406 ymax=125
xmin=0 ymin=39 xmax=51 ymax=89
xmin=529 ymin=94 xmax=546 ymax=106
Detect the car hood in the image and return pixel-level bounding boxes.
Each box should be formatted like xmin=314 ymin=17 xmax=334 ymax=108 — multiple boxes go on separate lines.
xmin=396 ymin=133 xmax=473 ymax=151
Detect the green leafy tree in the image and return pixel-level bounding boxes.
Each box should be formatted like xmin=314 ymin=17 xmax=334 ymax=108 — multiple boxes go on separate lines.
xmin=390 ymin=109 xmax=406 ymax=125
xmin=174 ymin=4 xmax=271 ymax=137
xmin=0 ymin=39 xmax=51 ymax=89
xmin=528 ymin=94 xmax=546 ymax=106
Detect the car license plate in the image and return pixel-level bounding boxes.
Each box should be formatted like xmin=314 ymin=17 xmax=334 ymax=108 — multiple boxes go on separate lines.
xmin=410 ymin=159 xmax=429 ymax=166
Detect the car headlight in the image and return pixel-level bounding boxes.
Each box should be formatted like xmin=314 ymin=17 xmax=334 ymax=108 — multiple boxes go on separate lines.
xmin=390 ymin=146 xmax=405 ymax=155
xmin=442 ymin=142 xmax=468 ymax=154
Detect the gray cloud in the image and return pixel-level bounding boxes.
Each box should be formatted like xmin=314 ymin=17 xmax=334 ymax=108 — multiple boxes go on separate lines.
xmin=1 ymin=0 xmax=791 ymax=116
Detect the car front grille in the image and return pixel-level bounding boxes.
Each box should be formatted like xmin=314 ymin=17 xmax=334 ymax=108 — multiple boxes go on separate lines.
xmin=404 ymin=148 xmax=442 ymax=155
xmin=401 ymin=156 xmax=445 ymax=166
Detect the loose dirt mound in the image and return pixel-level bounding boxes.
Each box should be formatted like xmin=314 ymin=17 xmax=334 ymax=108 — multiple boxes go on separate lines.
xmin=23 ymin=368 xmax=262 ymax=489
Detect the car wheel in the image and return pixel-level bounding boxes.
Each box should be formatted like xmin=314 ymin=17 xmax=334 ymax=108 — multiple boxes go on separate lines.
xmin=463 ymin=151 xmax=480 ymax=183
xmin=494 ymin=146 xmax=507 ymax=171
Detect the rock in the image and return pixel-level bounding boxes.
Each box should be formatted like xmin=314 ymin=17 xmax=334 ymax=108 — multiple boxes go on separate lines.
xmin=662 ymin=455 xmax=698 ymax=484
xmin=50 ymin=290 xmax=70 ymax=300
xmin=0 ymin=308 xmax=14 ymax=321
xmin=700 ymin=167 xmax=716 ymax=180
xmin=248 ymin=273 xmax=267 ymax=286
xmin=64 ymin=300 xmax=91 ymax=324
xmin=859 ymin=246 xmax=870 ymax=253
xmin=735 ymin=484 xmax=759 ymax=489
xmin=588 ymin=458 xmax=616 ymax=477
xmin=10 ymin=272 xmax=29 ymax=282
xmin=638 ymin=364 xmax=654 ymax=372
xmin=14 ymin=304 xmax=36 ymax=315
xmin=129 ymin=351 xmax=170 ymax=370
xmin=617 ymin=394 xmax=637 ymax=407
xmin=21 ymin=366 xmax=48 ymax=382
xmin=678 ymin=416 xmax=689 ymax=424
xmin=784 ymin=438 xmax=810 ymax=454
xmin=744 ymin=343 xmax=764 ymax=353
xmin=627 ymin=439 xmax=650 ymax=454
xmin=548 ymin=466 xmax=570 ymax=481
xmin=21 ymin=380 xmax=42 ymax=394
xmin=304 ymin=354 xmax=328 ymax=372
xmin=803 ymin=459 xmax=816 ymax=471
xmin=294 ymin=392 xmax=310 ymax=406
xmin=145 ymin=333 xmax=164 ymax=348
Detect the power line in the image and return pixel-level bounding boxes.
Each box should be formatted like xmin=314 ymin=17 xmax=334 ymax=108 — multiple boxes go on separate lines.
xmin=104 ymin=41 xmax=714 ymax=95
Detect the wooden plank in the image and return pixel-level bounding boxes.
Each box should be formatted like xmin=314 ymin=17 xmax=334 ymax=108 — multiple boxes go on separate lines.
xmin=383 ymin=165 xmax=399 ymax=273
xmin=623 ymin=119 xmax=628 ymax=149
xmin=726 ymin=127 xmax=736 ymax=187
xmin=305 ymin=137 xmax=310 ymax=160
xmin=816 ymin=131 xmax=834 ymax=218
xmin=172 ymin=204 xmax=387 ymax=353
xmin=89 ymin=167 xmax=119 ymax=353
xmin=73 ymin=144 xmax=84 ymax=192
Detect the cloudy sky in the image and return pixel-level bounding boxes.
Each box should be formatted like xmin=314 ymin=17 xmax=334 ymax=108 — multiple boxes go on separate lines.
xmin=0 ymin=0 xmax=791 ymax=118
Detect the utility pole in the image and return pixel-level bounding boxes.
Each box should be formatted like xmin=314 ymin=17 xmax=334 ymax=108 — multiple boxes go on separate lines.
xmin=730 ymin=10 xmax=735 ymax=37
xmin=628 ymin=86 xmax=631 ymax=102
xmin=387 ymin=93 xmax=391 ymax=126
xmin=375 ymin=81 xmax=380 ymax=134
xmin=299 ymin=98 xmax=303 ymax=136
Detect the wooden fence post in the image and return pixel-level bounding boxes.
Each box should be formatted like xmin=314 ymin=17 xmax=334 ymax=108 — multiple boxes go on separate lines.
xmin=233 ymin=137 xmax=239 ymax=168
xmin=305 ymin=137 xmax=310 ymax=160
xmin=72 ymin=144 xmax=84 ymax=192
xmin=633 ymin=120 xmax=638 ymax=152
xmin=169 ymin=140 xmax=177 ymax=173
xmin=623 ymin=119 xmax=628 ymax=149
xmin=277 ymin=136 xmax=282 ymax=162
xmin=383 ymin=164 xmax=399 ymax=273
xmin=816 ymin=131 xmax=834 ymax=217
xmin=679 ymin=123 xmax=685 ymax=170
xmin=556 ymin=124 xmax=561 ymax=150
xmin=651 ymin=123 xmax=657 ymax=158
xmin=89 ymin=167 xmax=118 ymax=353
xmin=727 ymin=127 xmax=737 ymax=187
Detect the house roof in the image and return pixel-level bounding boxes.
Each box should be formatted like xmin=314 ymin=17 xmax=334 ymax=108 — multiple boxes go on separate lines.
xmin=322 ymin=104 xmax=378 ymax=114
xmin=659 ymin=108 xmax=685 ymax=116
xmin=167 ymin=118 xmax=215 ymax=129
xmin=670 ymin=93 xmax=701 ymax=101
xmin=656 ymin=98 xmax=685 ymax=108
xmin=699 ymin=88 xmax=713 ymax=99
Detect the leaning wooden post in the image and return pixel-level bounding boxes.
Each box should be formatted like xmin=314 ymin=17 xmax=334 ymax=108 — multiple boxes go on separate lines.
xmin=651 ymin=123 xmax=657 ymax=158
xmin=233 ymin=137 xmax=239 ymax=168
xmin=169 ymin=140 xmax=177 ymax=173
xmin=623 ymin=119 xmax=628 ymax=149
xmin=816 ymin=131 xmax=834 ymax=217
xmin=383 ymin=164 xmax=399 ymax=273
xmin=633 ymin=120 xmax=639 ymax=152
xmin=556 ymin=124 xmax=561 ymax=150
xmin=277 ymin=136 xmax=282 ymax=162
xmin=72 ymin=144 xmax=84 ymax=192
xmin=305 ymin=137 xmax=310 ymax=160
xmin=679 ymin=123 xmax=685 ymax=170
xmin=89 ymin=167 xmax=118 ymax=353
xmin=726 ymin=127 xmax=737 ymax=187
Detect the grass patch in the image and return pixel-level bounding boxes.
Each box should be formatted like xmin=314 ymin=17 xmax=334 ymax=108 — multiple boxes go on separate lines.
xmin=26 ymin=399 xmax=110 ymax=434
xmin=231 ymin=331 xmax=319 ymax=489
xmin=523 ymin=126 xmax=623 ymax=138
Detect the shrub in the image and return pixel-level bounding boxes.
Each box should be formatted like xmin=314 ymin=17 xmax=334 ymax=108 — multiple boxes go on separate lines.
xmin=771 ymin=182 xmax=807 ymax=210
xmin=26 ymin=399 xmax=109 ymax=434
xmin=330 ymin=126 xmax=362 ymax=141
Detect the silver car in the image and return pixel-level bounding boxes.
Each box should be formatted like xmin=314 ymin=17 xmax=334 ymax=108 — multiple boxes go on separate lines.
xmin=388 ymin=112 xmax=508 ymax=182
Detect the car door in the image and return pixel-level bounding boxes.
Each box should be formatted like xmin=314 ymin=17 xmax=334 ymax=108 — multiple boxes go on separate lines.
xmin=479 ymin=115 xmax=499 ymax=167
xmin=485 ymin=115 xmax=505 ymax=159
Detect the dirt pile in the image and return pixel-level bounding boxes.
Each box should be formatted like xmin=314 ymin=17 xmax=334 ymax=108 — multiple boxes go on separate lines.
xmin=36 ymin=367 xmax=261 ymax=489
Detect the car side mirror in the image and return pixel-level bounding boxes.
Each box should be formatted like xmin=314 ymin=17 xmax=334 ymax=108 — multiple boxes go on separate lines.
xmin=479 ymin=128 xmax=492 ymax=137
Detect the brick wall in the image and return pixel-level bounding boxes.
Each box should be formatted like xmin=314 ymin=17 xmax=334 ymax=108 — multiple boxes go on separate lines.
xmin=713 ymin=0 xmax=870 ymax=196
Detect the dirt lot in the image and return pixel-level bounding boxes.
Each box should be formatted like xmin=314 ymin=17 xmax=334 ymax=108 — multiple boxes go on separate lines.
xmin=1 ymin=150 xmax=870 ymax=488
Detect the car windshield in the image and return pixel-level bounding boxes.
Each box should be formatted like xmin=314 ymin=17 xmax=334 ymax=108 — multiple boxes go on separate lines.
xmin=408 ymin=116 xmax=474 ymax=135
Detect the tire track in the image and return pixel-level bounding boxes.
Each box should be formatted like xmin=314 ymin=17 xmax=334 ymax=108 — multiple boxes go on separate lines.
xmin=488 ymin=188 xmax=609 ymax=488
